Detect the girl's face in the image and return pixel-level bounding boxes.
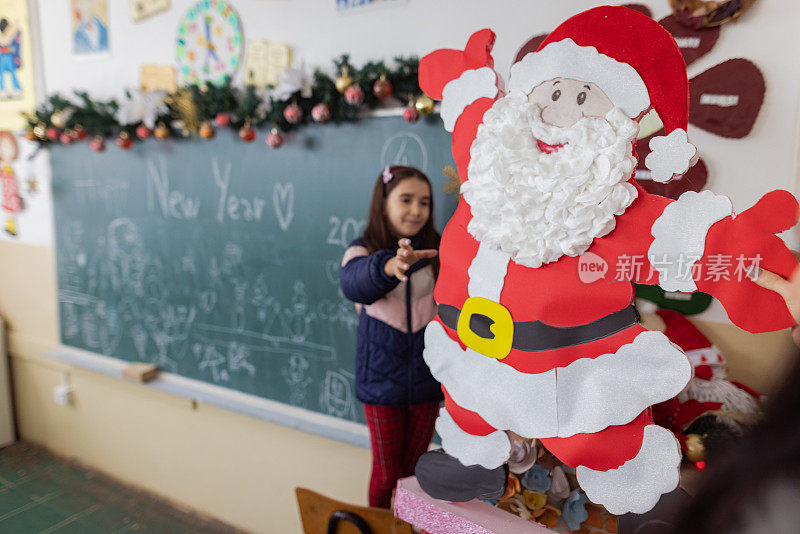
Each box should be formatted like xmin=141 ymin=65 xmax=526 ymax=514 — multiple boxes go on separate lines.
xmin=384 ymin=177 xmax=431 ymax=238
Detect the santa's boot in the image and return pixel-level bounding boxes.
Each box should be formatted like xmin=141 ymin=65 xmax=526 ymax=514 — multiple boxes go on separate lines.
xmin=576 ymin=425 xmax=682 ymax=515
xmin=415 ymin=449 xmax=508 ymax=502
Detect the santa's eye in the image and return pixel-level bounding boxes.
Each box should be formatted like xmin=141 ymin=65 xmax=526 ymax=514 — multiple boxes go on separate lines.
xmin=551 ymin=89 xmax=561 ymax=102
xmin=577 ymin=92 xmax=587 ymax=105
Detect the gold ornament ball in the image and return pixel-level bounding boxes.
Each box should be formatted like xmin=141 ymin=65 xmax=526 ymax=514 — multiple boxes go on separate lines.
xmin=335 ymin=73 xmax=353 ymax=94
xmin=154 ymin=123 xmax=171 ymax=140
xmin=199 ymin=121 xmax=216 ymax=139
xmin=51 ymin=110 xmax=67 ymax=129
xmin=415 ymin=95 xmax=435 ymax=115
xmin=685 ymin=434 xmax=706 ymax=463
xmin=33 ymin=123 xmax=47 ymax=140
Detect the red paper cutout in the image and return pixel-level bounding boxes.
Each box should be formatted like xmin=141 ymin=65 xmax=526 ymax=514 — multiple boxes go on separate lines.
xmin=689 ymin=58 xmax=765 ymax=139
xmin=658 ymin=14 xmax=720 ymax=66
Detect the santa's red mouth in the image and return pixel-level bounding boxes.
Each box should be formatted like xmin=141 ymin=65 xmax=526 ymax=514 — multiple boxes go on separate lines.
xmin=536 ymin=139 xmax=565 ymax=154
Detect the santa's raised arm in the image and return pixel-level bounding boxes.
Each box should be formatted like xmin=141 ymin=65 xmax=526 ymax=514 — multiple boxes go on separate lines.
xmin=414 ymin=6 xmax=798 ymax=516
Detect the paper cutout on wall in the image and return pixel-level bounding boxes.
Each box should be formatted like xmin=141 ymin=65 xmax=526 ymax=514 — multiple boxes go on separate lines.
xmin=72 ymin=0 xmax=110 ymax=57
xmin=415 ymin=5 xmax=798 ymax=517
xmin=244 ymin=40 xmax=292 ymax=87
xmin=0 ymin=0 xmax=37 ymax=130
xmin=140 ymin=64 xmax=177 ymax=93
xmin=131 ymin=0 xmax=170 ymax=23
xmin=689 ymin=58 xmax=765 ymax=139
xmin=0 ymin=132 xmax=53 ymax=246
xmin=658 ymin=14 xmax=720 ymax=66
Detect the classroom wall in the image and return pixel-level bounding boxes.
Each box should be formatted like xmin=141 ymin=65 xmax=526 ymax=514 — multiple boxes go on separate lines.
xmin=2 ymin=1 xmax=800 ymax=533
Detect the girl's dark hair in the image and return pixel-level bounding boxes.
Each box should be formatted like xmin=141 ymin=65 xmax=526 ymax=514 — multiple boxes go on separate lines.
xmin=671 ymin=351 xmax=800 ymax=533
xmin=362 ymin=165 xmax=441 ymax=276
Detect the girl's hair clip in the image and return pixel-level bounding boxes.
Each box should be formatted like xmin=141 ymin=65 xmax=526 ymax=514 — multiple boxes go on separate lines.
xmin=382 ymin=166 xmax=394 ymax=184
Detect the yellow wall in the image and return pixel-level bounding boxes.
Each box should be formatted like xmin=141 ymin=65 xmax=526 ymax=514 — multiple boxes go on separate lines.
xmin=1 ymin=240 xmax=797 ymax=533
xmin=1 ymin=241 xmax=371 ymax=534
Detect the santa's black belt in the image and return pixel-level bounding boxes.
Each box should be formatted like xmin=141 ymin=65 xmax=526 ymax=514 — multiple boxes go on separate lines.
xmin=437 ymin=299 xmax=638 ymax=359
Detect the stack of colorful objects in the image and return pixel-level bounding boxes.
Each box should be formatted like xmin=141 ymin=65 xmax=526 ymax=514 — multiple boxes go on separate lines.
xmin=487 ymin=442 xmax=615 ymax=533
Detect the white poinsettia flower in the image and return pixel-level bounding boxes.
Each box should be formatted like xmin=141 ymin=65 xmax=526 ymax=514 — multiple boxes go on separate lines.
xmin=116 ymin=90 xmax=169 ymax=129
xmin=272 ymin=66 xmax=310 ymax=101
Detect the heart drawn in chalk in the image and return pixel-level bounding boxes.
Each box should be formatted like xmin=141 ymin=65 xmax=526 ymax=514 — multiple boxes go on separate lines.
xmin=324 ymin=260 xmax=340 ymax=286
xmin=273 ymin=183 xmax=294 ymax=231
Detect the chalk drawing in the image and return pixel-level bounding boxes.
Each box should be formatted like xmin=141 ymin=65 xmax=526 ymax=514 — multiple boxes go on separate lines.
xmin=282 ymin=354 xmax=312 ymax=407
xmin=380 ymin=132 xmax=428 ymax=172
xmin=319 ymin=369 xmax=356 ymax=419
xmin=273 ymin=183 xmax=294 ymax=231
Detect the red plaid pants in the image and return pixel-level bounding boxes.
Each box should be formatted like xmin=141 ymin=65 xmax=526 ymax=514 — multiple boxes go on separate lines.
xmin=363 ymin=402 xmax=440 ymax=508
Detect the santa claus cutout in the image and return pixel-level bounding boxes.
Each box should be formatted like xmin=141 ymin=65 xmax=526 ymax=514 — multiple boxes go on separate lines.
xmin=414 ymin=6 xmax=798 ymax=515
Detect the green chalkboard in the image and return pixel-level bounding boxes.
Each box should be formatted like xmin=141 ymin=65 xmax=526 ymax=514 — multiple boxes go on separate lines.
xmin=51 ymin=116 xmax=457 ymax=426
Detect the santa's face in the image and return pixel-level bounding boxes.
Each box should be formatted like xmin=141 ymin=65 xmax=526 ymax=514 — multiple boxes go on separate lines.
xmin=528 ymin=78 xmax=614 ymax=129
xmin=462 ymin=89 xmax=639 ymax=268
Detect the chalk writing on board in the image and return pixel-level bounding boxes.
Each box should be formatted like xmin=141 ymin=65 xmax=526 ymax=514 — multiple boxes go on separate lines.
xmin=380 ymin=132 xmax=429 ymax=172
xmin=273 ymin=182 xmax=294 ymax=231
xmin=146 ymin=157 xmax=201 ymax=220
xmin=213 ymin=157 xmax=267 ymax=223
xmin=326 ymin=216 xmax=366 ymax=248
xmin=319 ymin=369 xmax=356 ymax=419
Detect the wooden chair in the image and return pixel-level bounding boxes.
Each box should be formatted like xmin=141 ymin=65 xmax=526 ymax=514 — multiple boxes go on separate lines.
xmin=295 ymin=487 xmax=414 ymax=534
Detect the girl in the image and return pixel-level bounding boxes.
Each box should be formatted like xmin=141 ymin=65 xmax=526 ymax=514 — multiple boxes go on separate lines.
xmin=340 ymin=165 xmax=443 ymax=508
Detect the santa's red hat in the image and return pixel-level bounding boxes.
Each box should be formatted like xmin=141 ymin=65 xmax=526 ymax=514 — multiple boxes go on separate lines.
xmin=655 ymin=309 xmax=725 ymax=375
xmin=509 ymin=6 xmax=697 ymax=183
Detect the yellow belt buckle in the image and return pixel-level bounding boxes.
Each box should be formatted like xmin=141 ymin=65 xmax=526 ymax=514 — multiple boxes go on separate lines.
xmin=456 ymin=296 xmax=514 ymax=360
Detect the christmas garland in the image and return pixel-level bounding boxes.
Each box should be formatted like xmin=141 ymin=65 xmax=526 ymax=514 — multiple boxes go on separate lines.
xmin=21 ymin=55 xmax=435 ymax=151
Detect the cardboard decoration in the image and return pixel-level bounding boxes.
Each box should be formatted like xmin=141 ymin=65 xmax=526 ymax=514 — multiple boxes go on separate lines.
xmin=414 ymin=6 xmax=798 ymax=516
xmin=658 ymin=14 xmax=720 ymax=66
xmin=636 ymin=133 xmax=709 ymax=198
xmin=689 ymin=58 xmax=765 ymax=139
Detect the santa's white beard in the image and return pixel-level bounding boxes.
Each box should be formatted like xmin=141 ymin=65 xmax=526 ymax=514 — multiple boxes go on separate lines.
xmin=462 ymin=92 xmax=640 ymax=268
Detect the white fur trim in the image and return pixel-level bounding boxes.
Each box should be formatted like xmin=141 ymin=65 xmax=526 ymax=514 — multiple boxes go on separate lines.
xmin=684 ymin=345 xmax=724 ymax=367
xmin=467 ymin=243 xmax=510 ymax=300
xmin=577 ymin=425 xmax=682 ymax=515
xmin=644 ymin=129 xmax=698 ymax=183
xmin=440 ymin=67 xmax=499 ymax=132
xmin=556 ymin=331 xmax=692 ymax=437
xmin=508 ymin=39 xmax=650 ymax=118
xmin=423 ymin=322 xmax=691 ymax=439
xmin=424 ymin=320 xmax=559 ymax=437
xmin=649 ymin=190 xmax=734 ymax=292
xmin=436 ymin=407 xmax=511 ymax=469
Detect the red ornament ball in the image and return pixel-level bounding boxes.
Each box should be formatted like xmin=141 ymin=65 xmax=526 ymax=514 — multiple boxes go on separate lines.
xmin=116 ymin=133 xmax=134 ymax=150
xmin=59 ymin=132 xmax=73 ymax=145
xmin=46 ymin=127 xmax=60 ymax=141
xmin=311 ymin=103 xmax=331 ymax=123
xmin=136 ymin=124 xmax=152 ymax=140
xmin=239 ymin=125 xmax=256 ymax=142
xmin=266 ymin=130 xmax=284 ymax=149
xmin=344 ymin=85 xmax=365 ymax=106
xmin=283 ymin=104 xmax=303 ymax=125
xmin=373 ymin=77 xmax=393 ymax=99
xmin=90 ymin=136 xmax=106 ymax=152
xmin=70 ymin=126 xmax=89 ymax=141
xmin=402 ymin=106 xmax=420 ymax=124
xmin=215 ymin=112 xmax=232 ymax=127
